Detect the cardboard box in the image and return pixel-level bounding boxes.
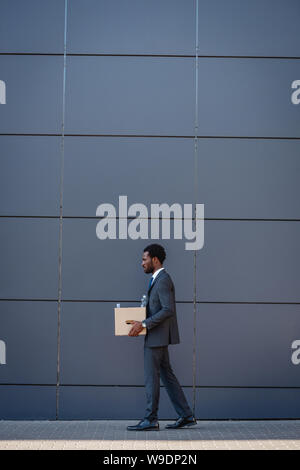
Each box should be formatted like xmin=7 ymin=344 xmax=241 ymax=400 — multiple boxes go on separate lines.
xmin=114 ymin=307 xmax=146 ymax=336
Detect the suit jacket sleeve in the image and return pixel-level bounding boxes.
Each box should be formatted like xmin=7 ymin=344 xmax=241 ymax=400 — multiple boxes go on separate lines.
xmin=144 ymin=277 xmax=175 ymax=330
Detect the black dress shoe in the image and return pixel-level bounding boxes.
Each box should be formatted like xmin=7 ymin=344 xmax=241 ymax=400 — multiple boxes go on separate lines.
xmin=127 ymin=419 xmax=159 ymax=431
xmin=165 ymin=416 xmax=197 ymax=429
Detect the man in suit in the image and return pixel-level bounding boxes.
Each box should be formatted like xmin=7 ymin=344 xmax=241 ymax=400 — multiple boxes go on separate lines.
xmin=127 ymin=244 xmax=196 ymax=431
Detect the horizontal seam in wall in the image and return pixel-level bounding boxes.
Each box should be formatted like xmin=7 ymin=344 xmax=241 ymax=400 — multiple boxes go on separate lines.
xmin=1 ymin=216 xmax=300 ymax=222
xmin=1 ymin=299 xmax=300 ymax=304
xmin=0 ymin=384 xmax=299 ymax=389
xmin=0 ymin=52 xmax=300 ymax=60
xmin=1 ymin=133 xmax=300 ymax=140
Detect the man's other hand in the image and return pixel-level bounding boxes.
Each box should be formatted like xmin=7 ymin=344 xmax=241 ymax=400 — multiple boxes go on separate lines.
xmin=128 ymin=321 xmax=144 ymax=336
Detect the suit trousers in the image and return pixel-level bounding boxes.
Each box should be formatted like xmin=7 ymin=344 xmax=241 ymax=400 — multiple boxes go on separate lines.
xmin=144 ymin=345 xmax=192 ymax=422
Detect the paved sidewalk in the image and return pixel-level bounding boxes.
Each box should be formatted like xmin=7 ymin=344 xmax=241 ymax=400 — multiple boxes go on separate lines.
xmin=0 ymin=420 xmax=299 ymax=450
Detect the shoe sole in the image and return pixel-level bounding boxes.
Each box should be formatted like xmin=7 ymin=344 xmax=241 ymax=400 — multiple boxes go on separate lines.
xmin=166 ymin=422 xmax=197 ymax=429
xmin=127 ymin=427 xmax=160 ymax=431
xmin=184 ymin=421 xmax=197 ymax=427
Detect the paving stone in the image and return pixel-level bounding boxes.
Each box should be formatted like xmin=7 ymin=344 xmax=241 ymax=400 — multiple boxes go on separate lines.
xmin=0 ymin=420 xmax=299 ymax=450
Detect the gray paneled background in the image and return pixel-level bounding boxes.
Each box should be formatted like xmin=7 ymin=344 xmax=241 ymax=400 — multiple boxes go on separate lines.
xmin=0 ymin=0 xmax=299 ymax=420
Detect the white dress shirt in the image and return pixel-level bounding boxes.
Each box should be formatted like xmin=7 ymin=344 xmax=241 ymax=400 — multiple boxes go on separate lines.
xmin=151 ymin=267 xmax=165 ymax=283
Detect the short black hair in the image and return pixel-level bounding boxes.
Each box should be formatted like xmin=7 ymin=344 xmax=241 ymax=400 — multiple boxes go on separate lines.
xmin=143 ymin=244 xmax=166 ymax=264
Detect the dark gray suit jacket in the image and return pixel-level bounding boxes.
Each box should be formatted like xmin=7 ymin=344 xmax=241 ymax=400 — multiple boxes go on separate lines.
xmin=144 ymin=269 xmax=180 ymax=348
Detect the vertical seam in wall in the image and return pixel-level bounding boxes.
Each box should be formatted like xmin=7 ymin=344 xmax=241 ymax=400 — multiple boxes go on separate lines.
xmin=192 ymin=0 xmax=199 ymax=417
xmin=56 ymin=0 xmax=68 ymax=421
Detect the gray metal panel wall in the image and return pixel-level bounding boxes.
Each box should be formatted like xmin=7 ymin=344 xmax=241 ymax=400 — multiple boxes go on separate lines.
xmin=0 ymin=386 xmax=56 ymax=420
xmin=0 ymin=0 xmax=299 ymax=420
xmin=0 ymin=218 xmax=59 ymax=299
xmin=63 ymin=137 xmax=195 ymax=216
xmin=197 ymin=58 xmax=300 ymax=138
xmin=67 ymin=0 xmax=195 ymax=55
xmin=0 ymin=301 xmax=58 ymax=384
xmin=65 ymin=56 xmax=194 ymax=135
xmin=197 ymin=0 xmax=300 ymax=57
xmin=196 ymin=304 xmax=300 ymax=387
xmin=0 ymin=56 xmax=63 ymax=133
xmin=61 ymin=222 xmax=195 ymax=302
xmin=0 ymin=0 xmax=65 ymax=53
xmin=0 ymin=136 xmax=61 ymax=216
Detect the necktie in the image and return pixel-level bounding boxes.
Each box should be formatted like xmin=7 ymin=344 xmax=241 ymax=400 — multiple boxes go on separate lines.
xmin=148 ymin=276 xmax=154 ymax=290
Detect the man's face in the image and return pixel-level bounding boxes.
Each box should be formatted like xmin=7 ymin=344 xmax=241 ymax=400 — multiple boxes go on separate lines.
xmin=142 ymin=251 xmax=154 ymax=274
